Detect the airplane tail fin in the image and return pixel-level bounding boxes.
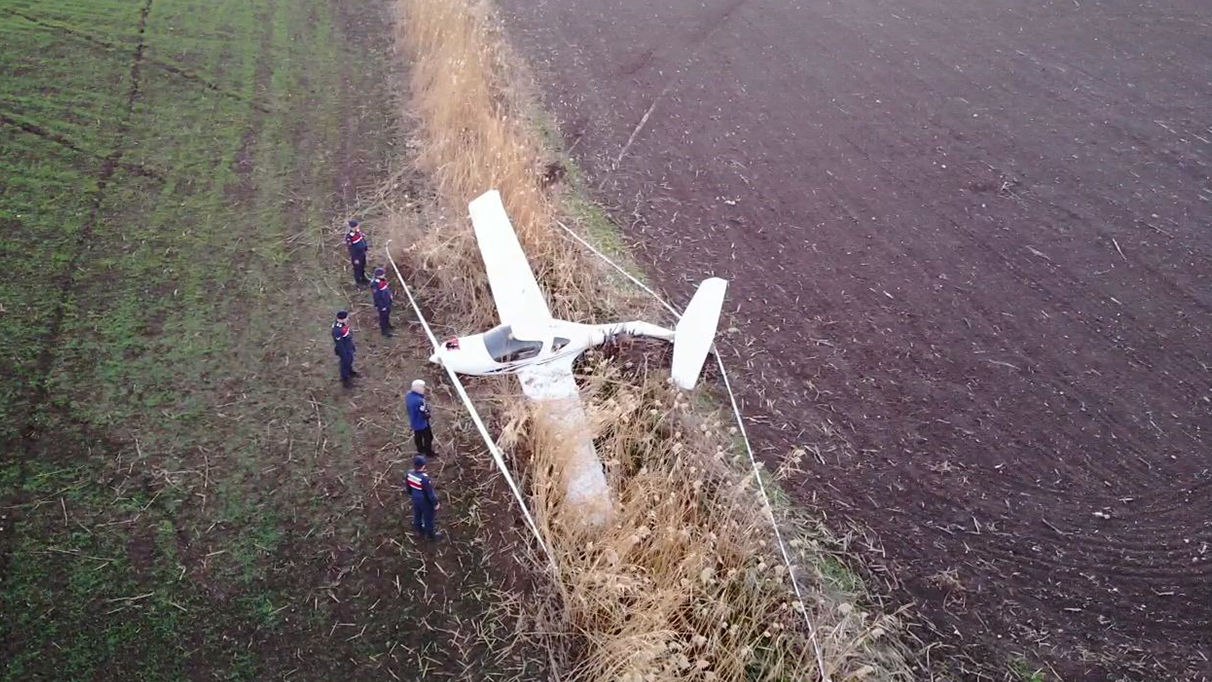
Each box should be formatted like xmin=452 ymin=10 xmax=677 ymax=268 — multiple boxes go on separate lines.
xmin=671 ymin=278 xmax=728 ymax=390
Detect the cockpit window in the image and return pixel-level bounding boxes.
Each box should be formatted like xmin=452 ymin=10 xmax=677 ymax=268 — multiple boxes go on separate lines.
xmin=483 ymin=325 xmax=543 ymax=364
xmin=552 ymin=337 xmax=571 ymax=352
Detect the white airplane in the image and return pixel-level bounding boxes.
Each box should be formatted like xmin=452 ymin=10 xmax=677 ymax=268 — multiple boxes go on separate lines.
xmin=424 ymin=189 xmax=727 ymax=524
xmin=429 ymin=190 xmax=727 ymax=391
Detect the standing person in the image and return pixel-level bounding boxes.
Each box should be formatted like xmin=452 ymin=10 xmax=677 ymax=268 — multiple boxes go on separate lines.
xmin=345 ymin=218 xmax=370 ymax=288
xmin=371 ymin=267 xmax=393 ymax=337
xmin=406 ymin=379 xmax=435 ymax=457
xmin=331 ymin=311 xmax=359 ymax=388
xmin=406 ymin=456 xmax=441 ymax=540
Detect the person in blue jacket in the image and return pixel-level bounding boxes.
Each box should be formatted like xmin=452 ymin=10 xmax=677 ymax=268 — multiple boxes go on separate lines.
xmin=331 ymin=311 xmax=358 ymax=388
xmin=371 ymin=267 xmax=393 ymax=337
xmin=406 ymin=456 xmax=441 ymax=540
xmin=406 ymin=379 xmax=435 ymax=457
xmin=345 ymin=219 xmax=370 ymax=288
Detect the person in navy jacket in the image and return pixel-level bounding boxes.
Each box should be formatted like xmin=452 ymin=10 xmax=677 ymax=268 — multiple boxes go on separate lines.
xmin=332 ymin=311 xmax=358 ymax=388
xmin=406 ymin=379 xmax=435 ymax=457
xmin=406 ymin=456 xmax=441 ymax=540
xmin=345 ymin=219 xmax=370 ymax=288
xmin=371 ymin=267 xmax=393 ymax=337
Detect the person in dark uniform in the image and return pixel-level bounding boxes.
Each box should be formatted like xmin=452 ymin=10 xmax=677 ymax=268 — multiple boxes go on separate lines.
xmin=331 ymin=311 xmax=359 ymax=388
xmin=406 ymin=379 xmax=435 ymax=457
xmin=371 ymin=267 xmax=393 ymax=337
xmin=406 ymin=456 xmax=441 ymax=540
xmin=345 ymin=219 xmax=370 ymax=288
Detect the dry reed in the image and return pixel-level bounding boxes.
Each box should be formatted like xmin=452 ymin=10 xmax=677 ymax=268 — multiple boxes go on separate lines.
xmin=505 ymin=361 xmax=911 ymax=681
xmin=390 ymin=0 xmax=617 ymax=328
xmin=388 ymin=0 xmax=917 ymax=679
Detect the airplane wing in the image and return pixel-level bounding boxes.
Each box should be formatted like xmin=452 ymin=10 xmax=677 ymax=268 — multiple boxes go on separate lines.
xmin=469 ymin=191 xmax=610 ymax=524
xmin=519 ymin=359 xmax=613 ymax=524
xmin=468 ymin=190 xmax=553 ymax=328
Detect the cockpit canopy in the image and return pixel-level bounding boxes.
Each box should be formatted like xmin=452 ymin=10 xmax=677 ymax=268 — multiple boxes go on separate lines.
xmin=483 ymin=325 xmax=543 ymax=364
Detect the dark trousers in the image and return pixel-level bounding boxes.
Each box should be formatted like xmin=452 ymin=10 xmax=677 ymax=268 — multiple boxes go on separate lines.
xmin=413 ymin=427 xmax=433 ymax=456
xmin=412 ymin=501 xmax=436 ymax=537
xmin=351 ymin=258 xmax=367 ymax=285
xmin=338 ymin=352 xmax=354 ymax=382
xmin=378 ymin=307 xmax=392 ymax=333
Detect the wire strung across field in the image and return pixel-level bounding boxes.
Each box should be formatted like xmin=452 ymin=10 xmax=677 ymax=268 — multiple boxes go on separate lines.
xmin=552 ymin=220 xmax=832 ymax=682
xmin=384 ymin=241 xmax=555 ymax=570
xmin=386 ymin=225 xmax=831 ymax=681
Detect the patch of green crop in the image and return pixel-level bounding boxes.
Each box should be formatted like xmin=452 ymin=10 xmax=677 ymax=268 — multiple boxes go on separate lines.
xmin=1010 ymin=659 xmax=1049 ymax=682
xmin=0 ymin=486 xmax=192 ymax=681
xmin=1 ymin=0 xmax=530 ymax=679
xmin=0 ymin=0 xmax=375 ymax=677
xmin=818 ymin=553 xmax=862 ymax=594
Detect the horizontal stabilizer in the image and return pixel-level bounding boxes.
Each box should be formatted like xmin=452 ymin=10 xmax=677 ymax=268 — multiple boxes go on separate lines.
xmin=671 ymin=277 xmax=728 ymax=390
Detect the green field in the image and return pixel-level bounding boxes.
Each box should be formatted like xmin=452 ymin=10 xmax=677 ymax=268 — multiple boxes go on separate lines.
xmin=0 ymin=1 xmax=534 ymax=679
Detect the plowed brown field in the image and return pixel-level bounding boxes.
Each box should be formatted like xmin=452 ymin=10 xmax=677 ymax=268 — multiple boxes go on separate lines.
xmin=498 ymin=0 xmax=1212 ymax=678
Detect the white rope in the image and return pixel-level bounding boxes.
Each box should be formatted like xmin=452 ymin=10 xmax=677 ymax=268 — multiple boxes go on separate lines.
xmin=553 ymin=220 xmax=832 ymax=682
xmin=384 ymin=242 xmax=556 ymax=571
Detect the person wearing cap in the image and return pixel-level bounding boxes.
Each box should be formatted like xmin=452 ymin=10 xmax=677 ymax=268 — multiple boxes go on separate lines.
xmin=345 ymin=219 xmax=370 ymax=288
xmin=332 ymin=311 xmax=359 ymax=388
xmin=370 ymin=267 xmax=393 ymax=337
xmin=405 ymin=379 xmax=435 ymax=457
xmin=406 ymin=455 xmax=441 ymax=540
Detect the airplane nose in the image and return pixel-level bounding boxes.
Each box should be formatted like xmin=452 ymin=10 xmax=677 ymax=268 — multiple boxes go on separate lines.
xmin=428 ymin=351 xmax=441 ymax=364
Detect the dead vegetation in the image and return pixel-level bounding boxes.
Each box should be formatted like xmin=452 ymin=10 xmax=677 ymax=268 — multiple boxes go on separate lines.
xmin=508 ymin=361 xmax=914 ymax=681
xmin=389 ymin=0 xmax=626 ymax=330
xmin=387 ymin=0 xmax=918 ymax=679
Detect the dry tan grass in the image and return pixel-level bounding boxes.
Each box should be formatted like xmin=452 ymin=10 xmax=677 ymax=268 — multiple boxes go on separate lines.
xmin=389 ymin=0 xmax=619 ymax=329
xmin=388 ymin=0 xmax=918 ymax=680
xmin=504 ymin=362 xmax=912 ymax=681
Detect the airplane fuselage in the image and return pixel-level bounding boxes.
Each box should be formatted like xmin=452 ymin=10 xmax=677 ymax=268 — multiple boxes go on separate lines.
xmin=429 ymin=319 xmax=674 ymax=378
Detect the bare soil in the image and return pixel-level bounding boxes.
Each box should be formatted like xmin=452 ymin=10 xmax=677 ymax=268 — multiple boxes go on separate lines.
xmin=496 ymin=0 xmax=1212 ymax=679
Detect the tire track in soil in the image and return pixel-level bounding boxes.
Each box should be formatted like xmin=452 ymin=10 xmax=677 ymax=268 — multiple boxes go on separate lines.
xmin=264 ymin=1 xmax=543 ymax=676
xmin=8 ymin=0 xmax=155 ymax=446
xmin=164 ymin=1 xmax=284 ymax=675
xmin=1 ymin=7 xmax=272 ymax=114
xmin=0 ymin=0 xmax=157 ymax=640
xmin=0 ymin=112 xmax=164 ymax=180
